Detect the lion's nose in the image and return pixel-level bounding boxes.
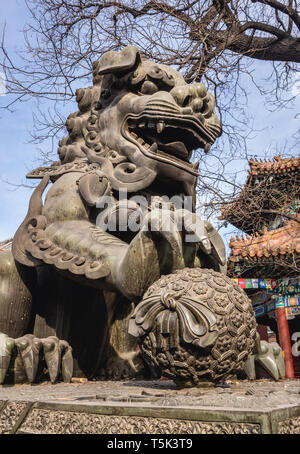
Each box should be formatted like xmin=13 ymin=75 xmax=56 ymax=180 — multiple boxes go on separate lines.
xmin=170 ymin=84 xmax=207 ymax=104
xmin=170 ymin=86 xmax=193 ymax=107
xmin=170 ymin=83 xmax=207 ymax=109
xmin=170 ymin=83 xmax=215 ymax=119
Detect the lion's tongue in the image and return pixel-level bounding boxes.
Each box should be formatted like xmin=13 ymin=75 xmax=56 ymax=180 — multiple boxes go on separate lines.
xmin=159 ymin=141 xmax=189 ymax=160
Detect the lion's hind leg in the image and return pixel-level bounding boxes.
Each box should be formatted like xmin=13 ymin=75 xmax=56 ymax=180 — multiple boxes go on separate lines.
xmin=0 ymin=250 xmax=34 ymax=338
xmin=0 ymin=250 xmax=74 ymax=384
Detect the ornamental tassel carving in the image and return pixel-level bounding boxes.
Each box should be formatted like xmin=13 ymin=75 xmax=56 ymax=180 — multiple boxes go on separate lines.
xmin=129 ymin=288 xmax=219 ymax=350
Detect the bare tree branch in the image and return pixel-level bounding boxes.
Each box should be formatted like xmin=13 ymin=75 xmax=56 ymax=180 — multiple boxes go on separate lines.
xmin=0 ymin=0 xmax=299 ymax=234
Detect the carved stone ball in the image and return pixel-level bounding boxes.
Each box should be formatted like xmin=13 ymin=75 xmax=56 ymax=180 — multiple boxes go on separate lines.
xmin=129 ymin=268 xmax=257 ymax=387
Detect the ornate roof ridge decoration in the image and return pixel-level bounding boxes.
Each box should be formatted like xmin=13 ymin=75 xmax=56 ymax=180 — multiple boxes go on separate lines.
xmin=248 ymin=155 xmax=300 ymax=176
xmin=228 ymin=219 xmax=300 ymax=263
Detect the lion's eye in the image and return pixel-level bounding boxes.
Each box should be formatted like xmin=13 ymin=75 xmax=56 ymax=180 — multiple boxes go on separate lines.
xmin=148 ymin=66 xmax=163 ymax=80
xmin=139 ymin=80 xmax=159 ymax=95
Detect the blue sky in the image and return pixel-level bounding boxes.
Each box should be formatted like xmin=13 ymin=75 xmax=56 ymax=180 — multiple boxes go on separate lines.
xmin=0 ymin=1 xmax=41 ymax=240
xmin=0 ymin=0 xmax=299 ymax=243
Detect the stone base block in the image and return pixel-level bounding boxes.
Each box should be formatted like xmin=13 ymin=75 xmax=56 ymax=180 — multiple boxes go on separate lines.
xmin=0 ymin=379 xmax=300 ymax=434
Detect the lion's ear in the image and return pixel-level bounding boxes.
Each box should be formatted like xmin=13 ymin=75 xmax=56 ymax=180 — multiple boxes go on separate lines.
xmin=94 ymin=46 xmax=141 ymax=76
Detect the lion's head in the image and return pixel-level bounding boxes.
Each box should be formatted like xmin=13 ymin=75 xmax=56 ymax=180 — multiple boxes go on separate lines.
xmin=58 ymin=46 xmax=221 ymax=198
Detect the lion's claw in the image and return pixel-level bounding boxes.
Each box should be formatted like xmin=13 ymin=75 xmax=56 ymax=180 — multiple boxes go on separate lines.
xmin=42 ymin=336 xmax=73 ymax=383
xmin=15 ymin=335 xmax=42 ymax=383
xmin=0 ymin=333 xmax=15 ymax=384
xmin=0 ymin=332 xmax=73 ymax=384
xmin=141 ymin=200 xmax=182 ymax=257
xmin=59 ymin=340 xmax=73 ymax=383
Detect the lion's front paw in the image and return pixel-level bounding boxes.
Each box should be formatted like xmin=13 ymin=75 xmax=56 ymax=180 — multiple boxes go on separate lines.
xmin=141 ymin=203 xmax=182 ymax=257
xmin=0 ymin=333 xmax=73 ymax=384
xmin=244 ymin=338 xmax=286 ymax=381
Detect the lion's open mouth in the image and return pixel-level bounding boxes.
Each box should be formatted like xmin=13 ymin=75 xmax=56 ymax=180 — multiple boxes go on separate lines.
xmin=123 ymin=113 xmax=213 ymax=168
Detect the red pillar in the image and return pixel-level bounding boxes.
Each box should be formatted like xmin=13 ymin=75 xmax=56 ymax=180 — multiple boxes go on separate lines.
xmin=276 ymin=307 xmax=295 ymax=379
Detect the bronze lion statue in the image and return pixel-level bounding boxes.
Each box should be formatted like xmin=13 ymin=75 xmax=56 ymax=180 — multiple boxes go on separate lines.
xmin=0 ymin=47 xmax=282 ymax=386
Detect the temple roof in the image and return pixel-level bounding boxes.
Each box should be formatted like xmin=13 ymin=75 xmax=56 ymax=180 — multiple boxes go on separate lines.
xmin=248 ymin=155 xmax=300 ymax=176
xmin=222 ymin=155 xmax=300 ymax=278
xmin=220 ymin=155 xmax=300 ymax=234
xmin=227 ymin=219 xmax=300 ymax=278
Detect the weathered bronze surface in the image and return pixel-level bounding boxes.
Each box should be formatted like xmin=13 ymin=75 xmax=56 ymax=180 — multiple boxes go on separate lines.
xmin=0 ymin=46 xmax=284 ymax=385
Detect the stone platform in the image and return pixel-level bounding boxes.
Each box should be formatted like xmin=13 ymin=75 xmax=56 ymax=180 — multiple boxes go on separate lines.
xmin=0 ymin=378 xmax=300 ymax=434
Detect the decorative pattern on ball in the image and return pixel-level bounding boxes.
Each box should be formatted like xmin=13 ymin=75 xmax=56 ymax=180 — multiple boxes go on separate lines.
xmin=129 ymin=268 xmax=257 ymax=386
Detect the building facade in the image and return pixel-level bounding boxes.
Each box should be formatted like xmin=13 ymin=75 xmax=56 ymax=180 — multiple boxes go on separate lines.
xmin=220 ymin=155 xmax=300 ymax=378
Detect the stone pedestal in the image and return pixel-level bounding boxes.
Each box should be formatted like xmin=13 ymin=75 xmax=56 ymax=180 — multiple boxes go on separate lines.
xmin=0 ymin=379 xmax=300 ymax=434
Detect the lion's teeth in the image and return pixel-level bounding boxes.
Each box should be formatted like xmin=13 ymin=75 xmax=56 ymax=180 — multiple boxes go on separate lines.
xmin=138 ymin=122 xmax=145 ymax=128
xmin=149 ymin=142 xmax=158 ymax=153
xmin=156 ymin=121 xmax=165 ymax=134
xmin=137 ymin=137 xmax=144 ymax=144
xmin=204 ymin=143 xmax=211 ymax=153
xmin=148 ymin=121 xmax=155 ymax=129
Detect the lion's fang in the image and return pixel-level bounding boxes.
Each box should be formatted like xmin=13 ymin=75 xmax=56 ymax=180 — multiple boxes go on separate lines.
xmin=149 ymin=142 xmax=158 ymax=153
xmin=156 ymin=121 xmax=165 ymax=134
